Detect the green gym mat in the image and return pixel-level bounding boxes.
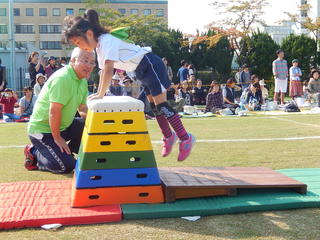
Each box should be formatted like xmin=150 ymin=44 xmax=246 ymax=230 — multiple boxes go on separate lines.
xmin=121 ymin=168 xmax=320 ymax=219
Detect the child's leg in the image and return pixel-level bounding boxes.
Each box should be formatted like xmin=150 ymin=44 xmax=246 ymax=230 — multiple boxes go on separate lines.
xmin=152 ymin=92 xmax=188 ymax=141
xmin=146 ymin=94 xmax=172 ymax=139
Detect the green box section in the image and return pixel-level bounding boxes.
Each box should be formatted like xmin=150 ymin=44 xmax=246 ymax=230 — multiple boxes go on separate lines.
xmin=78 ymin=145 xmax=157 ymax=170
xmin=121 ymin=168 xmax=320 ymax=219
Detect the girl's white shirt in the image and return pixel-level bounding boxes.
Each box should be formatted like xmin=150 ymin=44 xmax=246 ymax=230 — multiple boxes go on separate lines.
xmin=96 ymin=33 xmax=151 ymax=72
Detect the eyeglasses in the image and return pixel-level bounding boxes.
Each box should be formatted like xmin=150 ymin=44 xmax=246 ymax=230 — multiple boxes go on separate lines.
xmin=75 ymin=58 xmax=96 ymax=67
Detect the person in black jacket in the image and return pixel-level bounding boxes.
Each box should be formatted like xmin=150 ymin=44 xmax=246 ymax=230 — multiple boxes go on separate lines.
xmin=0 ymin=58 xmax=6 ymax=92
xmin=28 ymin=52 xmax=45 ymax=88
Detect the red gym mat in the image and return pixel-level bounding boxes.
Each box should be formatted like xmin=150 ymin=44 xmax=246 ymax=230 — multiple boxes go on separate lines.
xmin=0 ymin=180 xmax=122 ymax=229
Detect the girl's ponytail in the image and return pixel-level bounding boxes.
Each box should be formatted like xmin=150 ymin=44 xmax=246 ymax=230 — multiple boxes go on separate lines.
xmin=62 ymin=9 xmax=108 ymax=43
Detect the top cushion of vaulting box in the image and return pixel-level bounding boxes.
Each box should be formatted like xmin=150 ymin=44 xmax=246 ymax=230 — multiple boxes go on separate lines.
xmin=88 ymin=96 xmax=145 ymax=113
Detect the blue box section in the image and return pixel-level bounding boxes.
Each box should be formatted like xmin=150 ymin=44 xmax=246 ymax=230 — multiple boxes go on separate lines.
xmin=75 ymin=162 xmax=161 ymax=188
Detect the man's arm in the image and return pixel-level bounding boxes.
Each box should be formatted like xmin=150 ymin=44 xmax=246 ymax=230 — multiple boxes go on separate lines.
xmin=272 ymin=61 xmax=277 ymax=78
xmin=78 ymin=104 xmax=88 ymax=119
xmin=49 ymin=102 xmax=71 ymax=154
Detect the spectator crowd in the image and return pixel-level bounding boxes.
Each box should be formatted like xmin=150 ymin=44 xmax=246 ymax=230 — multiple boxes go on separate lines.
xmin=1 ymin=48 xmax=320 ymax=122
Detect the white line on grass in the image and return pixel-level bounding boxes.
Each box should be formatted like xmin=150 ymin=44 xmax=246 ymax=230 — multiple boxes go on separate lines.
xmin=270 ymin=116 xmax=320 ymax=128
xmin=2 ymin=135 xmax=320 ymax=149
xmin=152 ymin=135 xmax=320 ymax=143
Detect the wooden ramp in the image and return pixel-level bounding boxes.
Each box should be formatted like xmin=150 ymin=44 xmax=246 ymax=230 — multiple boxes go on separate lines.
xmin=159 ymin=167 xmax=307 ymax=202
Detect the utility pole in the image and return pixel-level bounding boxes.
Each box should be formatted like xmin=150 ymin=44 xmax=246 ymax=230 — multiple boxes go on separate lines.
xmin=8 ymin=0 xmax=15 ymax=90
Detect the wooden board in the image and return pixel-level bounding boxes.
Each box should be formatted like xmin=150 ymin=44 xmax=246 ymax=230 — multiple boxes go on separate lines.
xmin=159 ymin=167 xmax=307 ymax=202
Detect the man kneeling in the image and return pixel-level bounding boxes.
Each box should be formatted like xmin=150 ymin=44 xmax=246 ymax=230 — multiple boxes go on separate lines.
xmin=24 ymin=48 xmax=95 ymax=173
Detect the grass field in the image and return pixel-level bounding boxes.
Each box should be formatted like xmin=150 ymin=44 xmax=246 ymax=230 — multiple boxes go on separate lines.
xmin=0 ymin=114 xmax=320 ymax=240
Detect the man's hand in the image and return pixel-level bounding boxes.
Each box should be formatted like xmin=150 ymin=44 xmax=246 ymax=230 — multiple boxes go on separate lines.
xmin=54 ymin=136 xmax=71 ymax=154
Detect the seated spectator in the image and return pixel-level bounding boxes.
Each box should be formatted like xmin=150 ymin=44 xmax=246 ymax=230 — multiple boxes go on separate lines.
xmin=0 ymin=88 xmax=20 ymax=122
xmin=131 ymin=77 xmax=142 ymax=98
xmin=167 ymin=82 xmax=185 ymax=113
xmin=259 ymin=79 xmax=269 ymax=102
xmin=303 ymin=80 xmax=310 ymax=100
xmin=205 ymin=81 xmax=224 ymax=113
xmin=178 ymin=80 xmax=194 ymax=106
xmin=192 ymin=79 xmax=207 ymax=105
xmin=251 ymin=74 xmax=260 ymax=84
xmin=34 ymin=73 xmax=46 ymax=97
xmin=222 ymin=78 xmax=240 ymax=108
xmin=108 ymin=75 xmax=124 ymax=96
xmin=241 ymin=82 xmax=263 ymax=111
xmin=187 ymin=74 xmax=196 ymax=89
xmin=123 ymin=76 xmax=133 ymax=97
xmin=59 ymin=57 xmax=67 ymax=68
xmin=20 ymin=86 xmax=37 ymax=117
xmin=308 ymin=70 xmax=320 ymax=107
xmin=116 ymin=69 xmax=127 ymax=85
xmin=45 ymin=56 xmax=57 ymax=79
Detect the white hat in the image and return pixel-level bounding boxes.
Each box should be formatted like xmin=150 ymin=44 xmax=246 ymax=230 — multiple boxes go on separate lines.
xmin=112 ymin=74 xmax=120 ymax=81
xmin=36 ymin=73 xmax=46 ymax=81
xmin=259 ymin=79 xmax=266 ymax=86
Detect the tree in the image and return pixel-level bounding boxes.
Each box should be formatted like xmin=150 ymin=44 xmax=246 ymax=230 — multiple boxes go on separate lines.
xmin=83 ymin=0 xmax=188 ymax=80
xmin=191 ymin=30 xmax=234 ymax=80
xmin=207 ymin=0 xmax=269 ymax=65
xmin=281 ymin=34 xmax=317 ymax=77
xmin=284 ymin=3 xmax=320 ymax=65
xmin=242 ymin=32 xmax=279 ymax=79
xmin=284 ymin=3 xmax=320 ymax=42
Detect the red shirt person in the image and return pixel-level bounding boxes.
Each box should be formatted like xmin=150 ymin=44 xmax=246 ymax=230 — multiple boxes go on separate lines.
xmin=0 ymin=88 xmax=20 ymax=122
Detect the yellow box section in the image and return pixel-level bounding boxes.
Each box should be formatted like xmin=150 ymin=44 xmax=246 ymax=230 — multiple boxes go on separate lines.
xmin=85 ymin=110 xmax=148 ymax=133
xmin=82 ymin=131 xmax=153 ymax=153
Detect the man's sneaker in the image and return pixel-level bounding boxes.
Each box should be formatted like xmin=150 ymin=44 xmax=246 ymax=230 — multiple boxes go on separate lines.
xmin=161 ymin=132 xmax=178 ymax=157
xmin=178 ymin=133 xmax=196 ymax=161
xmin=24 ymin=144 xmax=38 ymax=170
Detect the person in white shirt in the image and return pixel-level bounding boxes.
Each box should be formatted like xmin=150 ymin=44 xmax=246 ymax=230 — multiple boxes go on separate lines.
xmin=33 ymin=73 xmax=46 ymax=97
xmin=62 ymin=9 xmax=195 ymax=161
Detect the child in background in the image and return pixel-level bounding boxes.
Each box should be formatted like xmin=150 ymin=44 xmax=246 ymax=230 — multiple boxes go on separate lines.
xmin=289 ymin=59 xmax=303 ymax=99
xmin=63 ymin=9 xmax=194 ymax=161
xmin=33 ymin=73 xmax=46 ymax=97
xmin=259 ymin=79 xmax=269 ymax=103
xmin=192 ymin=79 xmax=207 ymax=105
xmin=108 ymin=75 xmax=124 ymax=96
xmin=178 ymin=80 xmax=194 ymax=106
xmin=0 ymin=88 xmax=20 ymax=122
xmin=303 ymin=80 xmax=310 ymax=100
xmin=205 ymin=81 xmax=224 ymax=113
xmin=123 ymin=76 xmax=133 ymax=97
xmin=167 ymin=82 xmax=185 ymax=113
xmin=19 ymin=86 xmax=37 ymax=117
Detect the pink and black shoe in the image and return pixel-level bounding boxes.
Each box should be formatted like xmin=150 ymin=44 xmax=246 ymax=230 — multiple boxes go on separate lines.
xmin=161 ymin=132 xmax=178 ymax=157
xmin=178 ymin=133 xmax=196 ymax=161
xmin=24 ymin=144 xmax=38 ymax=171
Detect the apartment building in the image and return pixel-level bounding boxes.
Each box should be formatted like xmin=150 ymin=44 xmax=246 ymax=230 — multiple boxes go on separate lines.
xmin=0 ymin=0 xmax=168 ymax=57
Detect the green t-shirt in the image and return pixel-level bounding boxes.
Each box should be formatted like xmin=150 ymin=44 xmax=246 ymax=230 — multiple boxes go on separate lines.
xmin=28 ymin=64 xmax=88 ymax=134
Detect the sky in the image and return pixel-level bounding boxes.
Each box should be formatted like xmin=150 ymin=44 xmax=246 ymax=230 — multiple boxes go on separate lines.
xmin=168 ymin=0 xmax=300 ymax=34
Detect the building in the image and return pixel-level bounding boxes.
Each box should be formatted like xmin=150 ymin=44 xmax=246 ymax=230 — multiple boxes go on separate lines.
xmin=296 ymin=0 xmax=320 ymax=35
xmin=0 ymin=0 xmax=168 ymax=58
xmin=263 ymin=21 xmax=295 ymax=44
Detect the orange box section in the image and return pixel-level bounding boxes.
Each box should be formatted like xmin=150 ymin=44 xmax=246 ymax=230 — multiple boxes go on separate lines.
xmin=71 ymin=185 xmax=164 ymax=207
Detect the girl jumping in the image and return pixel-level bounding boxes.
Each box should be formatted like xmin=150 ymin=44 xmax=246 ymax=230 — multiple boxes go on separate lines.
xmin=62 ymin=9 xmax=195 ymax=161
